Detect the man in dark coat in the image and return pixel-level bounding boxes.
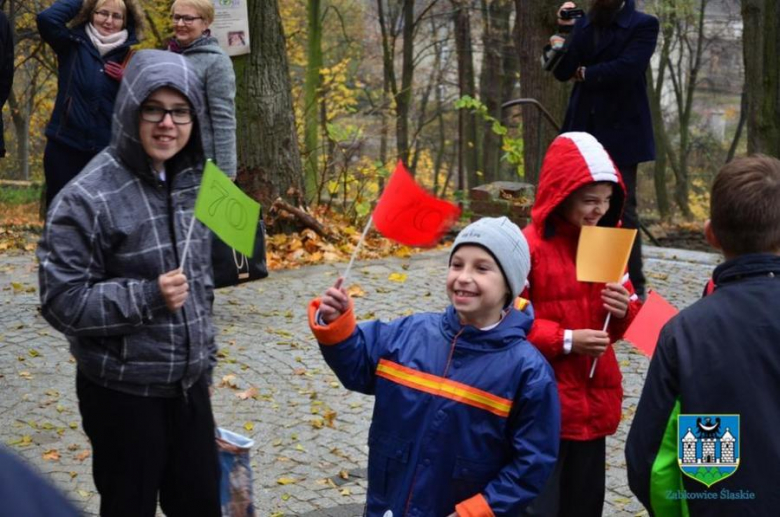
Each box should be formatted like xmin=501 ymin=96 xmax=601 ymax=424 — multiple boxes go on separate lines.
xmin=553 ymin=0 xmax=659 ymax=299
xmin=0 ymin=7 xmax=14 ymax=158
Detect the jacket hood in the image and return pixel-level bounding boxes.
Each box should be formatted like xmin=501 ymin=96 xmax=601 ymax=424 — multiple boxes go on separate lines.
xmin=440 ymin=304 xmax=534 ymax=350
xmin=712 ymin=253 xmax=780 ymax=287
xmin=530 ymin=132 xmax=626 ymax=236
xmin=181 ymin=34 xmax=223 ymax=54
xmin=109 ymin=49 xmax=205 ymax=184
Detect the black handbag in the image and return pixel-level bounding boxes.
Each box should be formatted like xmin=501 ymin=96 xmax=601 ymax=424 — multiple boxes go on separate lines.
xmin=211 ymin=217 xmax=268 ymax=288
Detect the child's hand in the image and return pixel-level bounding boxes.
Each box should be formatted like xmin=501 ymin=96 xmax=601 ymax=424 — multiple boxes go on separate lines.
xmin=319 ymin=277 xmax=350 ymax=324
xmin=572 ymin=329 xmax=610 ymax=357
xmin=158 ymin=268 xmax=189 ymax=312
xmin=602 ymin=282 xmax=630 ymax=319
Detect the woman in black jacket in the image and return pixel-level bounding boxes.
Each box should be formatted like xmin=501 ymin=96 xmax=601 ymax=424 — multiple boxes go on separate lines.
xmin=37 ymin=0 xmax=145 ymax=209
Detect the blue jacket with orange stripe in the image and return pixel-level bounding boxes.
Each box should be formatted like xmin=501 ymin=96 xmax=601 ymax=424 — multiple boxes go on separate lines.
xmin=309 ymin=299 xmax=560 ymax=517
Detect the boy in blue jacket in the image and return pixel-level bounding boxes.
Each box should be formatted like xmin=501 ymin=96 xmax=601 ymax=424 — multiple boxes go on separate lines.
xmin=625 ymin=155 xmax=780 ymax=516
xmin=309 ymin=216 xmax=560 ymax=517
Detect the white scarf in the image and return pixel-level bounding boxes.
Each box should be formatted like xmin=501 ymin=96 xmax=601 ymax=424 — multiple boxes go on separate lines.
xmin=85 ymin=23 xmax=128 ymax=57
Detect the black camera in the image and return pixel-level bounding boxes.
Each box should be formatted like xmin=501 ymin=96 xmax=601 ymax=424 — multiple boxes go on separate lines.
xmin=560 ymin=8 xmax=585 ymax=20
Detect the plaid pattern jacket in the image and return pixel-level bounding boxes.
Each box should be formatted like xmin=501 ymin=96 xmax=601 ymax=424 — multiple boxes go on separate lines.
xmin=38 ymin=50 xmax=216 ymax=397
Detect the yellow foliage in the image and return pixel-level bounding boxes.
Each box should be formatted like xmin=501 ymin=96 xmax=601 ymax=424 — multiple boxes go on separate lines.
xmin=280 ymin=1 xmax=366 ymax=164
xmin=322 ymin=58 xmax=360 ymax=120
xmin=139 ymin=1 xmax=174 ymax=50
xmin=688 ymin=177 xmax=711 ymax=221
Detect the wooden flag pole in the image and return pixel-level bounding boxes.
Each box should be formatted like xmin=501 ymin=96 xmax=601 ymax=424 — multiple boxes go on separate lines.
xmin=589 ymin=313 xmax=611 ymax=378
xmin=341 ymin=215 xmax=373 ymax=286
xmin=179 ymin=213 xmax=198 ymax=272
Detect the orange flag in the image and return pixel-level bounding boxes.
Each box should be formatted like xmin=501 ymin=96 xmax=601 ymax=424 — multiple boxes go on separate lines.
xmin=623 ymin=290 xmax=679 ymax=357
xmin=373 ymin=161 xmax=461 ymax=247
xmin=576 ymin=226 xmax=637 ymax=283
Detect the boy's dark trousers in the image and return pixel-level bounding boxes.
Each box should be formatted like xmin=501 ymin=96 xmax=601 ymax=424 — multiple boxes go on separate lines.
xmin=76 ymin=371 xmax=221 ymax=517
xmin=523 ymin=438 xmax=606 ymax=517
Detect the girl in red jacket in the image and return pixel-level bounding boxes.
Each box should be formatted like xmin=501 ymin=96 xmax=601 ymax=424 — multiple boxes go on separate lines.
xmin=522 ymin=132 xmax=641 ymax=516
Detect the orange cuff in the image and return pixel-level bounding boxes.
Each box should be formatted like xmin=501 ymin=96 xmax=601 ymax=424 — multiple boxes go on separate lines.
xmin=513 ymin=296 xmax=530 ymax=311
xmin=308 ymin=297 xmax=356 ymax=345
xmin=455 ymin=493 xmax=494 ymax=517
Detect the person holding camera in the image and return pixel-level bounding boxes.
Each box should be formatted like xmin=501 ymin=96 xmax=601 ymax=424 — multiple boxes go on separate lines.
xmin=550 ymin=0 xmax=659 ymax=303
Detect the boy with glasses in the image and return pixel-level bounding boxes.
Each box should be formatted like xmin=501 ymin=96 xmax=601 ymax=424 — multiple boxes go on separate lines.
xmin=38 ymin=50 xmax=220 ymax=517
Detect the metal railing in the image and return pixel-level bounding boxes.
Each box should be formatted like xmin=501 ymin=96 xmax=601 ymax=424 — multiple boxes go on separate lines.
xmin=501 ymin=98 xmax=561 ymax=178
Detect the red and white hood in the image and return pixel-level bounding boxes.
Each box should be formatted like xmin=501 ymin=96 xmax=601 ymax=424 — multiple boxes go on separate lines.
xmin=530 ymin=132 xmax=626 ymax=234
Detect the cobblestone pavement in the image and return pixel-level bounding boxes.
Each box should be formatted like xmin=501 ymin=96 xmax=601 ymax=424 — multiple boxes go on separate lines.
xmin=0 ymin=245 xmax=721 ymax=516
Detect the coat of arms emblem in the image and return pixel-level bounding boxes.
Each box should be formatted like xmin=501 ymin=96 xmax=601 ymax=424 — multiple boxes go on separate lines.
xmin=678 ymin=414 xmax=740 ymax=487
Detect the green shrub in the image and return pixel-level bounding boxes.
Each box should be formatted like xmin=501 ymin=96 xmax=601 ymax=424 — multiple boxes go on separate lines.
xmin=0 ymin=184 xmax=43 ymax=205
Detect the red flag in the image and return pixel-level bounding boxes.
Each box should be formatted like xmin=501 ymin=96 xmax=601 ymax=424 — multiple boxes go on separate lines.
xmin=623 ymin=290 xmax=679 ymax=357
xmin=372 ymin=161 xmax=461 ymax=247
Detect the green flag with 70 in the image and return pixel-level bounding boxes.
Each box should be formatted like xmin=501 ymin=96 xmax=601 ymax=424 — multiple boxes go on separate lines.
xmin=194 ymin=161 xmax=260 ymax=257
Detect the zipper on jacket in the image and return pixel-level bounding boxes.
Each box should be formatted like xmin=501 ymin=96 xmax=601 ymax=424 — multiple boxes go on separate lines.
xmin=402 ymin=328 xmax=465 ymax=516
xmin=441 ymin=328 xmax=464 ymax=378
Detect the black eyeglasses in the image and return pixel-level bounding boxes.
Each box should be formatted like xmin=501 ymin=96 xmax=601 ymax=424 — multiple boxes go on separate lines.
xmin=140 ymin=105 xmax=194 ymax=125
xmin=94 ymin=10 xmax=124 ymax=22
xmin=172 ymin=14 xmax=203 ymax=24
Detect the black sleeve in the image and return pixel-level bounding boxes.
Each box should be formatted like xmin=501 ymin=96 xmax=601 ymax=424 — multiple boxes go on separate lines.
xmin=553 ymin=21 xmax=587 ymax=82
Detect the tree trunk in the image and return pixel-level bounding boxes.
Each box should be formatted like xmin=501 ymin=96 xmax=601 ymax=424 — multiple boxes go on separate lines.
xmin=479 ymin=0 xmax=514 ymax=183
xmin=376 ymin=0 xmax=396 ymax=191
xmin=647 ymin=14 xmax=673 ymax=220
xmin=514 ymin=0 xmax=569 ymax=185
xmin=667 ymin=0 xmax=709 ymax=219
xmin=6 ymin=89 xmax=29 ymax=181
xmin=479 ymin=0 xmax=512 ymax=182
xmin=303 ymin=0 xmax=323 ymax=204
xmin=726 ymin=90 xmax=747 ymax=163
xmin=648 ymin=68 xmax=670 ymax=220
xmin=452 ymin=0 xmax=480 ymax=189
xmin=500 ymin=7 xmax=520 ymax=180
xmin=318 ymin=93 xmax=335 ymax=204
xmin=395 ymin=0 xmax=415 ymax=166
xmin=234 ymin=0 xmax=305 ymax=213
xmin=742 ymin=0 xmax=780 ymax=156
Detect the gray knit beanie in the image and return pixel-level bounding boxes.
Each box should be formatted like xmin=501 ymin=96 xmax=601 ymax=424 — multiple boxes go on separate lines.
xmin=449 ymin=216 xmax=531 ymax=301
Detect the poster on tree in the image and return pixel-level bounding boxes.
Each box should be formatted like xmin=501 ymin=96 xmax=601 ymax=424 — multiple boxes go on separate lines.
xmin=211 ymin=0 xmax=250 ymax=56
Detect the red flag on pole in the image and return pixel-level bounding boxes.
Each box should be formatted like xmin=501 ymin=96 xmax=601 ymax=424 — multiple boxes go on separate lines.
xmin=623 ymin=290 xmax=679 ymax=357
xmin=372 ymin=161 xmax=461 ymax=247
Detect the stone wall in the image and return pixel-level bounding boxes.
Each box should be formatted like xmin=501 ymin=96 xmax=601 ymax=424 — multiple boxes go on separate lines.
xmin=468 ymin=181 xmax=534 ymax=228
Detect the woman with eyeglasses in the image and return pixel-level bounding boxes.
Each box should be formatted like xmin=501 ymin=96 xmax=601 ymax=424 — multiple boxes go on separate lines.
xmin=168 ymin=0 xmax=237 ymax=180
xmin=37 ymin=0 xmax=145 ymax=210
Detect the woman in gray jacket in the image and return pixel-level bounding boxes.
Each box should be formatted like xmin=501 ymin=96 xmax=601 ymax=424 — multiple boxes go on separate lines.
xmin=168 ymin=0 xmax=237 ymax=178
xmin=37 ymin=50 xmax=220 ymax=517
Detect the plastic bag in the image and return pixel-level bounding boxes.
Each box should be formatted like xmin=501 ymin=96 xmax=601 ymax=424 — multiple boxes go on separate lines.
xmin=216 ymin=428 xmax=255 ymax=517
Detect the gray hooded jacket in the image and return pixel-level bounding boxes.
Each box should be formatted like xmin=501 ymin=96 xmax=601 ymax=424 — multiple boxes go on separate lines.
xmin=181 ymin=35 xmax=237 ymax=178
xmin=38 ymin=50 xmax=216 ymax=397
